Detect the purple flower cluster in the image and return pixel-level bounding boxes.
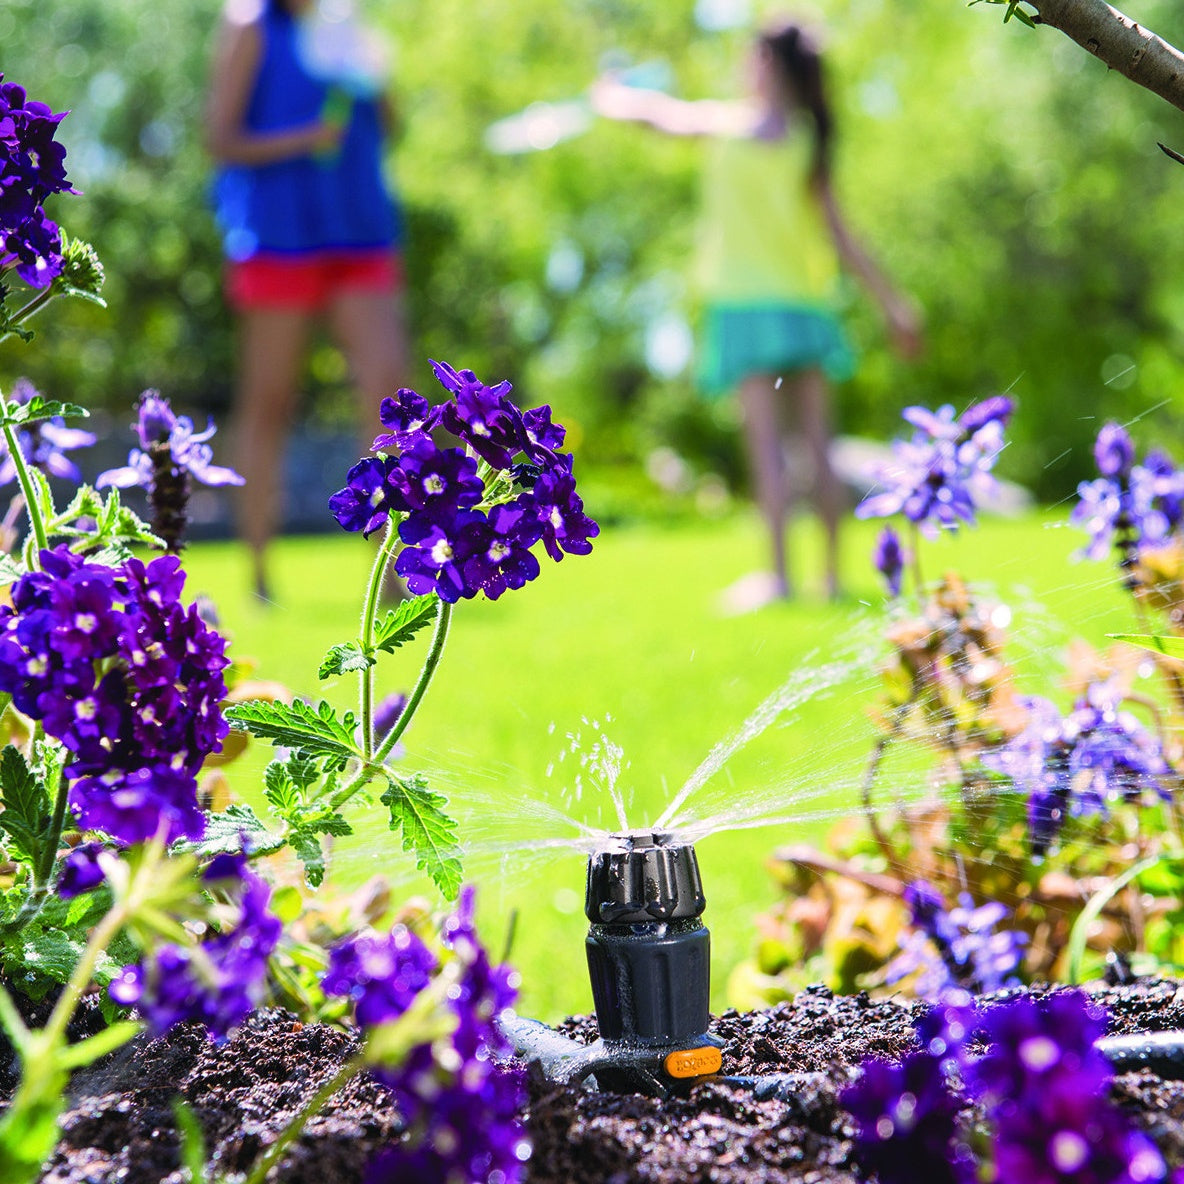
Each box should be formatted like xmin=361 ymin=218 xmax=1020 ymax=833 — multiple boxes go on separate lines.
xmin=1072 ymin=422 xmax=1184 ymax=562
xmin=982 ymin=681 xmax=1171 ymax=856
xmin=887 ymin=880 xmax=1027 ymax=998
xmin=0 ymin=377 xmax=95 ymax=487
xmin=0 ymin=75 xmax=75 ymax=287
xmin=324 ymin=887 xmax=530 ymax=1184
xmin=330 ymin=360 xmax=598 ymax=603
xmin=0 ymin=547 xmax=230 ymax=844
xmin=856 ymin=396 xmax=1013 ymax=538
xmin=845 ymin=991 xmax=1168 ymax=1184
xmin=109 ymin=854 xmax=281 ymax=1039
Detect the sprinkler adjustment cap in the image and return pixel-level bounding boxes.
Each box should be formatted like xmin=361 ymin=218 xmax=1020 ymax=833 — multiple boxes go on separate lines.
xmin=585 ymin=830 xmax=707 ymax=925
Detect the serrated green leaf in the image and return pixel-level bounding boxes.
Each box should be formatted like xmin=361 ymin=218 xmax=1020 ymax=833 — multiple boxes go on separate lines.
xmin=318 ymin=641 xmax=375 ymax=680
xmin=11 ymin=927 xmax=85 ymax=987
xmin=172 ymin=803 xmax=285 ymax=859
xmin=0 ymin=553 xmax=24 ymax=587
xmin=291 ymin=831 xmax=326 ymax=888
xmin=373 ymin=594 xmax=439 ymax=654
xmin=263 ymin=761 xmax=300 ymax=817
xmin=0 ymin=397 xmax=89 ymax=428
xmin=0 ymin=745 xmax=50 ymax=865
xmin=381 ymin=773 xmax=462 ymax=899
xmin=1110 ymin=632 xmax=1184 ymax=659
xmin=226 ymin=699 xmax=361 ymax=771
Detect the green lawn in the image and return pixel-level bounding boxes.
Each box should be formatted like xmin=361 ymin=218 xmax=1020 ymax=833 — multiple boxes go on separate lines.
xmin=181 ymin=505 xmax=1132 ymax=1022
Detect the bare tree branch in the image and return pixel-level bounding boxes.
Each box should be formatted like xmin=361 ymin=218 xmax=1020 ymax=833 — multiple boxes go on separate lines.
xmin=1024 ymin=0 xmax=1184 ymax=114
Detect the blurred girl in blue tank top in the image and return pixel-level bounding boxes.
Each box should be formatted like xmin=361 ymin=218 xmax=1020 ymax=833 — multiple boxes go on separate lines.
xmin=207 ymin=0 xmax=408 ymax=599
xmin=594 ymin=18 xmax=921 ymax=606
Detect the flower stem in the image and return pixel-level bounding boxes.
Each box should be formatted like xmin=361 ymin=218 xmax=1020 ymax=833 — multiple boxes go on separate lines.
xmin=241 ymin=1052 xmax=366 ymax=1184
xmin=33 ymin=771 xmax=69 ymax=890
xmin=328 ymin=596 xmax=452 ymax=813
xmin=0 ymin=284 xmax=58 ymax=345
xmin=0 ymin=398 xmax=49 ymax=561
xmin=358 ymin=521 xmax=400 ymax=762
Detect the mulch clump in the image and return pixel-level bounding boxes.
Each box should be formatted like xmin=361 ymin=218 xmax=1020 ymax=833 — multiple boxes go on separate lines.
xmin=8 ymin=981 xmax=1184 ymax=1182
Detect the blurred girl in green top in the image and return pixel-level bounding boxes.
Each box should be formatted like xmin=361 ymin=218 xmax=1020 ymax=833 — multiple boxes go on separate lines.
xmin=593 ymin=18 xmax=920 ymax=605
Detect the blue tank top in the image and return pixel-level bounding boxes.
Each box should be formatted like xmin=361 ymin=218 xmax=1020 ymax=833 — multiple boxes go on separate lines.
xmin=213 ymin=6 xmax=401 ymax=260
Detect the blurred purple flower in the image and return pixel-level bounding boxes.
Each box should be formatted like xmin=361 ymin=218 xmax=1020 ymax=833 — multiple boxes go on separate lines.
xmin=982 ymin=682 xmax=1170 ymax=856
xmin=373 ymin=692 xmax=406 ymax=739
xmin=325 ymin=888 xmax=530 ymax=1184
xmin=57 ymin=842 xmax=105 ymax=899
xmin=110 ymin=862 xmax=281 ymax=1039
xmin=1094 ymin=422 xmax=1135 ymax=480
xmin=856 ymin=397 xmax=1013 ymax=538
xmin=97 ymin=391 xmax=243 ymax=553
xmin=968 ymin=992 xmax=1167 ymax=1184
xmin=843 ymin=1049 xmax=974 ymax=1184
xmin=873 ymin=525 xmax=905 ymax=597
xmin=0 ymin=547 xmax=230 ymax=845
xmin=0 ymin=75 xmax=76 ymax=287
xmin=0 ymin=377 xmax=95 ymax=487
xmin=887 ymin=880 xmax=1027 ymax=998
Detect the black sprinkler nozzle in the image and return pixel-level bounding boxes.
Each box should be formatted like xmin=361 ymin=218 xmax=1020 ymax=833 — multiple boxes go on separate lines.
xmin=503 ymin=831 xmax=723 ymax=1096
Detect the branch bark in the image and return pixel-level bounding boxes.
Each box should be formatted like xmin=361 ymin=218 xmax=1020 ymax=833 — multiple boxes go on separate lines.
xmin=1025 ymin=0 xmax=1184 ymax=114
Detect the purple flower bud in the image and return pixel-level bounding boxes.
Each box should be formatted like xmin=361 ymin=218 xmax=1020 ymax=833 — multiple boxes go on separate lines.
xmin=1094 ymin=421 xmax=1135 ymax=479
xmin=873 ymin=526 xmax=904 ymax=596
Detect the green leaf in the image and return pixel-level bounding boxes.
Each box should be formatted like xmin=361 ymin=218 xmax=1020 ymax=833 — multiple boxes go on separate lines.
xmin=0 ymin=397 xmax=89 ymax=428
xmin=318 ymin=641 xmax=375 ymax=680
xmin=291 ymin=831 xmax=327 ymax=888
xmin=373 ymin=594 xmax=439 ymax=654
xmin=1109 ymin=632 xmax=1184 ymax=659
xmin=172 ymin=1098 xmax=209 ymax=1183
xmin=0 ymin=745 xmax=50 ymax=865
xmin=226 ymin=699 xmax=360 ymax=771
xmin=0 ymin=553 xmax=23 ymax=587
xmin=263 ymin=761 xmax=301 ymax=817
xmin=172 ymin=803 xmax=285 ymax=859
xmin=381 ymin=773 xmax=462 ymax=899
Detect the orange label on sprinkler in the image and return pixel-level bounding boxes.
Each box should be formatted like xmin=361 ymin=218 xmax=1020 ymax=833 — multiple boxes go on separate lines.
xmin=664 ymin=1046 xmax=722 ymax=1079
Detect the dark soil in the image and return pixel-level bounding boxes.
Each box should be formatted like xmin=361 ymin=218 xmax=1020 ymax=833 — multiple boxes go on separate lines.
xmin=13 ymin=980 xmax=1184 ymax=1183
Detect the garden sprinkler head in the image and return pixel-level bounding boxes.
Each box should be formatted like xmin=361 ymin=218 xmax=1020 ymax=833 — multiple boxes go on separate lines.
xmin=502 ymin=830 xmax=723 ymax=1096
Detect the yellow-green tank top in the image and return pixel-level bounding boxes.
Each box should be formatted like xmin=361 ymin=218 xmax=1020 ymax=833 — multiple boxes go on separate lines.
xmin=695 ymin=131 xmax=838 ymax=308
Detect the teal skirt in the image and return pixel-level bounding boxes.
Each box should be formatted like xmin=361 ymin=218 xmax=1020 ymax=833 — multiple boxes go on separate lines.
xmin=697 ymin=302 xmax=855 ymax=398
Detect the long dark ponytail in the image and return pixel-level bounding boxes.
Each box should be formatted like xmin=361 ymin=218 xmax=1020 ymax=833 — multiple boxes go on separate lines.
xmin=762 ymin=21 xmax=833 ymax=184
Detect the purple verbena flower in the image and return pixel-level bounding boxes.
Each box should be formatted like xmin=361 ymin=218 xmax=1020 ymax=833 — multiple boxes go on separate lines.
xmin=329 ymin=455 xmax=407 ymax=538
xmin=968 ymin=992 xmax=1167 ymax=1184
xmin=856 ymin=397 xmax=1013 ymax=538
xmin=887 ymin=880 xmax=1027 ymax=998
xmin=0 ymin=547 xmax=230 ymax=845
xmin=325 ymin=888 xmax=531 ymax=1184
xmin=96 ymin=391 xmax=243 ymax=553
xmin=873 ymin=525 xmax=905 ymax=597
xmin=842 ymin=1049 xmax=974 ymax=1184
xmin=394 ymin=508 xmax=484 ymax=603
xmin=983 ymin=683 xmax=1170 ymax=856
xmin=529 ymin=454 xmax=599 ymax=561
xmin=372 ymin=387 xmax=443 ymax=452
xmin=0 ymin=75 xmax=76 ymax=287
xmin=0 ymin=377 xmax=95 ymax=486
xmin=459 ymin=501 xmax=543 ymax=600
xmin=57 ymin=842 xmax=106 ymax=899
xmin=390 ymin=435 xmax=484 ymax=523
xmin=109 ymin=862 xmax=281 ymax=1039
xmin=432 ymin=359 xmax=527 ymax=470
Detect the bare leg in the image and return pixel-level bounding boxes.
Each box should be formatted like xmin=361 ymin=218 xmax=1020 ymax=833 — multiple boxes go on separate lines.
xmin=232 ymin=308 xmax=313 ymax=599
xmin=738 ymin=373 xmax=792 ymax=599
xmin=325 ymin=288 xmax=409 ymax=454
xmin=327 ymin=287 xmax=411 ymax=599
xmin=790 ymin=367 xmax=842 ymax=599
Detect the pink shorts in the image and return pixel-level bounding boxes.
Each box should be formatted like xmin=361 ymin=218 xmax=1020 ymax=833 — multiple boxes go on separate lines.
xmin=226 ymin=249 xmax=403 ymax=313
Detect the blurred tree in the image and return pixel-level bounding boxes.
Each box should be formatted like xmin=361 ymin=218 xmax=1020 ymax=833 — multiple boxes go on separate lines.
xmin=4 ymin=0 xmax=1184 ymax=505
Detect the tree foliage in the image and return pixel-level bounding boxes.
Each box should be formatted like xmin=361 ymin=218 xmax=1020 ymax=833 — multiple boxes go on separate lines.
xmin=5 ymin=0 xmax=1184 ymax=500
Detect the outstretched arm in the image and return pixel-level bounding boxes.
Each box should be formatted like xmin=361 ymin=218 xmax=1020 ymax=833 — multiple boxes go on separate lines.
xmin=588 ymin=75 xmax=750 ymax=137
xmin=817 ymin=178 xmax=923 ymax=358
xmin=205 ymin=16 xmax=342 ymax=164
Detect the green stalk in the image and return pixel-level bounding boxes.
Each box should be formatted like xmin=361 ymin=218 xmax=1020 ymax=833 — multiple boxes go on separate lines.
xmin=240 ymin=1052 xmax=365 ymax=1184
xmin=33 ymin=771 xmax=69 ymax=889
xmin=358 ymin=521 xmax=400 ymax=762
xmin=327 ymin=596 xmax=452 ymax=813
xmin=0 ymin=285 xmax=57 ymax=346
